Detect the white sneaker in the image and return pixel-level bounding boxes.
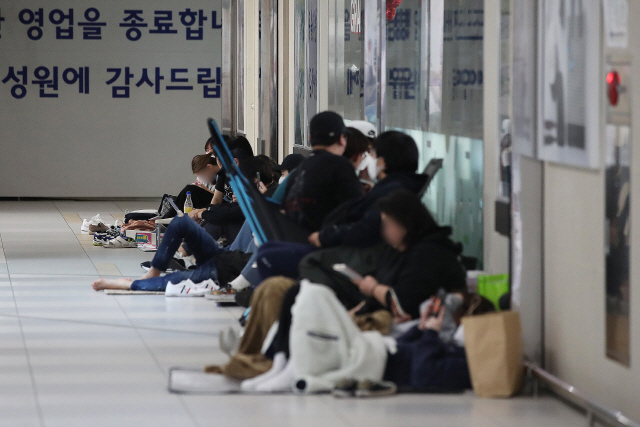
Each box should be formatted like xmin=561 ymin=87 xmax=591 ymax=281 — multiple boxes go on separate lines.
xmin=165 ymin=279 xmax=203 ymax=297
xmin=194 ymin=279 xmax=217 ymax=291
xmin=190 ymin=279 xmax=218 ymax=296
xmin=89 ymin=214 xmax=103 ymax=226
xmin=81 ymin=219 xmax=91 ymax=233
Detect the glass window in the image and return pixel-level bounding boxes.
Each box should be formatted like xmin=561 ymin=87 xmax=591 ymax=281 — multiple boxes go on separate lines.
xmin=294 ymin=0 xmax=306 ymax=146
xmin=384 ymin=0 xmax=485 ymax=268
xmin=343 ymin=0 xmax=365 ymax=120
xmin=328 ymin=0 xmax=486 ymax=267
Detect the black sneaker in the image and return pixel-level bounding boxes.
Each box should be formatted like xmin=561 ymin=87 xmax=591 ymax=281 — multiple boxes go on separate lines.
xmin=333 ymin=378 xmax=358 ymax=398
xmin=355 ymin=380 xmax=397 ymax=397
xmin=235 ymin=287 xmax=254 ymax=308
xmin=333 ymin=379 xmax=397 ymax=398
xmin=140 ymin=259 xmax=187 ymax=273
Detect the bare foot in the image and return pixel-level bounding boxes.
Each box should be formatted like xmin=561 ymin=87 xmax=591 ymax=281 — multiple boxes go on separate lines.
xmin=92 ymin=278 xmax=133 ymax=291
xmin=139 ymin=267 xmax=162 ymax=281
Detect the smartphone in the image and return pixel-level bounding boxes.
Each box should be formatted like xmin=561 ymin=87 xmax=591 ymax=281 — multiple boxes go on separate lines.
xmin=256 ymin=172 xmax=261 ymax=185
xmin=332 ymin=264 xmax=363 ymax=281
xmin=388 ymin=288 xmax=407 ymax=317
xmin=429 ymin=289 xmax=447 ymax=317
xmin=427 ymin=294 xmax=444 ymax=318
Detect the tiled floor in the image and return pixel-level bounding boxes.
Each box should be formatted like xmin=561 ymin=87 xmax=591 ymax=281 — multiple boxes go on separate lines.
xmin=0 ymin=200 xmax=591 ymax=427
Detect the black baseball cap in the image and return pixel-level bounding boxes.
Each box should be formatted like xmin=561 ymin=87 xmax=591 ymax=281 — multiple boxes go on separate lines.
xmin=273 ymin=153 xmax=306 ymax=171
xmin=309 ymin=111 xmax=346 ymax=146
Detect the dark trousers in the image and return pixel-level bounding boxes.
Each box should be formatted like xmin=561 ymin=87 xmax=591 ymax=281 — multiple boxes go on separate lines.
xmin=255 ymin=241 xmax=318 ymax=283
xmin=173 ymin=185 xmax=214 ymax=215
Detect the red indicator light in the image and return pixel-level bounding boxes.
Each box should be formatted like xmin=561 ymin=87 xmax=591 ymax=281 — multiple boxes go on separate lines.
xmin=607 ymin=70 xmax=621 ymax=106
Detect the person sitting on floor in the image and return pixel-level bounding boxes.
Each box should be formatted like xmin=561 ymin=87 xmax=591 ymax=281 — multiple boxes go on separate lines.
xmin=327 ymin=188 xmax=468 ymax=320
xmin=209 ymin=189 xmax=468 ymax=379
xmin=90 ymin=213 xmax=225 ymax=294
xmin=173 ymin=153 xmax=221 ymax=212
xmin=186 ymin=139 xmax=254 ymax=243
xmin=380 ymin=292 xmax=495 ymax=392
xmin=233 ymin=124 xmax=373 ymax=289
xmin=281 ymin=111 xmax=363 ymax=232
xmin=248 ymin=131 xmax=428 ymax=285
xmin=240 ymin=280 xmax=495 ymax=394
xmin=91 ymin=155 xmax=282 ymax=294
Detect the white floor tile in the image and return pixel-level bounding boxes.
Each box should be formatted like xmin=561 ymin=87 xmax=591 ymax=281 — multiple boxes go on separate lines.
xmin=0 ymin=200 xmax=596 ymax=427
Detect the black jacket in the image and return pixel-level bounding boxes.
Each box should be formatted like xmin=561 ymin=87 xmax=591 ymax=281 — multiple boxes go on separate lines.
xmin=282 ymin=150 xmax=363 ymax=231
xmin=201 ymin=202 xmax=244 ymax=224
xmin=358 ymin=227 xmax=466 ymax=319
xmin=201 ymin=183 xmax=278 ymax=225
xmin=318 ymin=171 xmax=428 ymax=247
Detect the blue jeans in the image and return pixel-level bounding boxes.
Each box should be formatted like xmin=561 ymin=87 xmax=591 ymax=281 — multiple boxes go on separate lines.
xmin=240 ymin=251 xmax=261 ymax=287
xmin=131 ymin=215 xmax=223 ymax=291
xmin=228 ymin=220 xmax=258 ymax=253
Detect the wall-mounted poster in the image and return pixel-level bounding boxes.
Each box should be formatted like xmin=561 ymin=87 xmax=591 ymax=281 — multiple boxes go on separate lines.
xmin=538 ymin=0 xmax=599 ymax=168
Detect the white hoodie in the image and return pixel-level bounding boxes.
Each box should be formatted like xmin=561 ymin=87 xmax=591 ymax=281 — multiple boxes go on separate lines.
xmin=289 ymin=280 xmax=389 ymax=393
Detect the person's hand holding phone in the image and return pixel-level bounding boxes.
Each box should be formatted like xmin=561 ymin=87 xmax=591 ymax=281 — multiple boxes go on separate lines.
xmin=419 ymin=297 xmax=445 ymax=331
xmin=258 ymin=182 xmax=268 ymax=194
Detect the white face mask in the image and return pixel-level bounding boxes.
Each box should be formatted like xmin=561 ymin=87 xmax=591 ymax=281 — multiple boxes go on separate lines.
xmin=356 ymin=152 xmax=371 ymax=172
xmin=357 ymin=152 xmax=380 ymax=184
xmin=278 ymin=175 xmax=286 ymax=184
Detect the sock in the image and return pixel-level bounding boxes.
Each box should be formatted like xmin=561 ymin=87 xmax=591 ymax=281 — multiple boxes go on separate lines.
xmin=254 ymin=359 xmax=295 ymax=392
xmin=241 ymin=352 xmax=287 ymax=392
xmin=229 ymin=274 xmax=250 ymax=291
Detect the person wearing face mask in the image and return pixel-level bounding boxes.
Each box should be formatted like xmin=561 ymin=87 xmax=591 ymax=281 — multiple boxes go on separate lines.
xmin=347 ymin=120 xmax=378 ymax=187
xmin=227 ymin=127 xmax=371 ymax=291
xmin=211 ymin=189 xmax=467 ymax=388
xmin=342 ymin=128 xmax=373 ymax=193
xmin=251 ymin=131 xmax=429 ymax=284
xmin=309 ymin=130 xmax=428 ymax=248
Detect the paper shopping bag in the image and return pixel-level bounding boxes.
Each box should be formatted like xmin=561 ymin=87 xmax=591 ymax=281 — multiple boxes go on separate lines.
xmin=462 ymin=311 xmax=524 ymax=397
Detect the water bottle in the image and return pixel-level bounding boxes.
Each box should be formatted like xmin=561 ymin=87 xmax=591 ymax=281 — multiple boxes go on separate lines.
xmin=184 ymin=192 xmax=193 ymax=214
